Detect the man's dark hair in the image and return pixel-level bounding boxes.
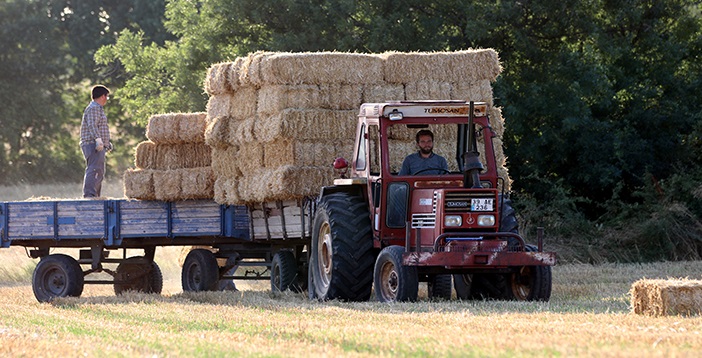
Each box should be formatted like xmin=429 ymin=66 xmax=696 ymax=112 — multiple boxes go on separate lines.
xmin=415 ymin=129 xmax=434 ymax=143
xmin=91 ymin=85 xmax=110 ymax=100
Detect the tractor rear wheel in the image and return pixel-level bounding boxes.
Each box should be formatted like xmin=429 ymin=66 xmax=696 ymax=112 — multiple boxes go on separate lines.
xmin=507 ymin=245 xmax=552 ymax=301
xmin=374 ymin=246 xmax=418 ymax=302
xmin=309 ymin=192 xmax=375 ymax=301
xmin=271 ymin=250 xmax=298 ymax=292
xmin=428 ymin=274 xmax=453 ymax=300
xmin=32 ymin=254 xmax=84 ymax=302
xmin=453 ymin=273 xmax=473 ymax=300
xmin=114 ymin=256 xmax=163 ymax=295
xmin=182 ymin=249 xmax=219 ymax=292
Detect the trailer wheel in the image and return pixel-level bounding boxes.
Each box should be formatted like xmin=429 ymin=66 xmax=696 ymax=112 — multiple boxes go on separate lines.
xmin=32 ymin=254 xmax=84 ymax=303
xmin=453 ymin=274 xmax=473 ymax=300
xmin=182 ymin=249 xmax=219 ymax=292
xmin=374 ymin=246 xmax=418 ymax=302
xmin=271 ymin=251 xmax=297 ymax=292
xmin=508 ymin=245 xmax=552 ymax=301
xmin=309 ymin=192 xmax=374 ymax=301
xmin=428 ymin=274 xmax=453 ymax=300
xmin=114 ymin=257 xmax=163 ymax=295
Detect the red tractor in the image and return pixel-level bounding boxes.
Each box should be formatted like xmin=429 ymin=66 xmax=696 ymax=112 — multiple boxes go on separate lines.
xmin=308 ymin=100 xmax=555 ymax=302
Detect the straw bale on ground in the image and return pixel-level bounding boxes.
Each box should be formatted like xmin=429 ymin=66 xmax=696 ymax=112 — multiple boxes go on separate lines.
xmin=134 ymin=141 xmax=211 ymax=170
xmin=631 ymin=278 xmax=702 ymax=316
xmin=123 ymin=168 xmax=155 ymax=200
xmin=255 ymin=109 xmax=356 ymax=143
xmin=383 ymin=49 xmax=502 ymax=84
xmin=257 ymin=52 xmax=384 ymax=85
xmin=204 ymin=62 xmax=233 ymax=95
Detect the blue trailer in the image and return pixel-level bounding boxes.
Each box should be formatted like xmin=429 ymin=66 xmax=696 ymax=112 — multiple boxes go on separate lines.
xmin=0 ymin=198 xmax=313 ymax=302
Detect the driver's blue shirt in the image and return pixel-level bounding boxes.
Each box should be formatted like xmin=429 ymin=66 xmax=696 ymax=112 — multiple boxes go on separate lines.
xmin=398 ymin=152 xmax=449 ymax=175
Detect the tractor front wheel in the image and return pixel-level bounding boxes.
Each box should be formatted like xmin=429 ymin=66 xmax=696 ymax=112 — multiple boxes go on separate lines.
xmin=374 ymin=246 xmax=418 ymax=302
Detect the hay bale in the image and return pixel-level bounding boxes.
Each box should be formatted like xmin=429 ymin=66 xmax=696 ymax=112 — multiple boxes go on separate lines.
xmin=204 ymin=115 xmax=231 ymax=149
xmin=450 ymin=79 xmax=494 ymax=105
xmin=257 ymin=52 xmax=384 ymax=85
xmin=123 ymin=168 xmax=155 ymax=200
xmin=180 ymin=167 xmax=215 ymax=199
xmin=255 ymin=109 xmax=356 ymax=143
xmin=211 ymin=146 xmax=241 ymax=179
xmin=362 ymin=84 xmax=405 ymax=103
xmin=206 ymin=88 xmax=258 ymax=121
xmin=145 ymin=113 xmax=180 ymax=144
xmin=257 ymin=84 xmax=362 ymax=114
xmin=239 ymin=51 xmax=275 ymax=87
xmin=382 ymin=49 xmax=502 ymax=84
xmin=178 ymin=112 xmax=207 ymax=143
xmin=204 ymin=62 xmax=233 ymax=95
xmin=229 ymin=116 xmax=257 ymax=145
xmin=135 ymin=142 xmax=211 ymax=170
xmin=153 ymin=170 xmax=182 ymax=201
xmin=264 ymin=139 xmax=338 ymax=168
xmin=226 ymin=57 xmax=245 ymax=92
xmin=235 ymin=166 xmax=335 ymax=203
xmin=405 ymin=81 xmax=452 ymax=100
xmin=205 ymin=95 xmax=232 ymax=119
xmin=237 ymin=142 xmax=264 ymax=174
xmin=631 ymin=278 xmax=702 ymax=316
xmin=490 ymin=106 xmax=506 ymax=138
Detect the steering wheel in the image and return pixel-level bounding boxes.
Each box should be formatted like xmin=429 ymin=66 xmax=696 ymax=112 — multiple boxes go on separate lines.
xmin=412 ymin=168 xmax=451 ymax=175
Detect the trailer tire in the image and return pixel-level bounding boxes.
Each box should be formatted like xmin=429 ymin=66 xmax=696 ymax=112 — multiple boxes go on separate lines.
xmin=182 ymin=249 xmax=219 ymax=292
xmin=374 ymin=246 xmax=418 ymax=302
xmin=114 ymin=257 xmax=163 ymax=295
xmin=32 ymin=254 xmax=84 ymax=302
xmin=310 ymin=192 xmax=374 ymax=301
xmin=453 ymin=274 xmax=473 ymax=300
xmin=271 ymin=251 xmax=297 ymax=292
xmin=508 ymin=245 xmax=553 ymax=301
xmin=428 ymin=274 xmax=453 ymax=300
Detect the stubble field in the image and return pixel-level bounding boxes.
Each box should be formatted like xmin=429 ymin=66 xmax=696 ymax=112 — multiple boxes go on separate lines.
xmin=0 ymin=183 xmax=700 ymax=357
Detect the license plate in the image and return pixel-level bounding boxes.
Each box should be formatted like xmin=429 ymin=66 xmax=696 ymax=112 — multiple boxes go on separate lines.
xmin=471 ymin=198 xmax=493 ymax=211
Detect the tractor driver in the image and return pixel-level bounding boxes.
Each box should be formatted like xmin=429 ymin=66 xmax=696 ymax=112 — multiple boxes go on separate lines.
xmin=398 ymin=129 xmax=449 ymax=175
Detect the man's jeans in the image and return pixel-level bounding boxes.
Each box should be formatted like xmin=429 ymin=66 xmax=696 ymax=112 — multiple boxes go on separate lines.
xmin=81 ymin=143 xmax=106 ymax=198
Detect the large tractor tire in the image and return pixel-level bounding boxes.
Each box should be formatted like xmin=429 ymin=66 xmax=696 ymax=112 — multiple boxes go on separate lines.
xmin=507 ymin=244 xmax=553 ymax=301
xmin=271 ymin=250 xmax=298 ymax=292
xmin=309 ymin=192 xmax=375 ymax=301
xmin=374 ymin=245 xmax=418 ymax=302
xmin=182 ymin=249 xmax=219 ymax=292
xmin=428 ymin=274 xmax=453 ymax=300
xmin=32 ymin=254 xmax=84 ymax=302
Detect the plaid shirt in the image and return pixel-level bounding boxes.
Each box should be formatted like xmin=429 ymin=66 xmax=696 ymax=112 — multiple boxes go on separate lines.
xmin=80 ymin=101 xmax=110 ymax=145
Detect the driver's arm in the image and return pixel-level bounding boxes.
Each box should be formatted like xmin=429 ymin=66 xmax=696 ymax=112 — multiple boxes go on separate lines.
xmin=398 ymin=156 xmax=411 ymax=175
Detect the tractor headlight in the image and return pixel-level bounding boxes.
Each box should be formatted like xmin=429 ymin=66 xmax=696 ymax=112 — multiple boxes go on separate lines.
xmin=444 ymin=215 xmax=462 ymax=227
xmin=477 ymin=215 xmax=495 ymax=227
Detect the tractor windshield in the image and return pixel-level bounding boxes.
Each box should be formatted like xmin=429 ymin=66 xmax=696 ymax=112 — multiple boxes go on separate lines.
xmin=387 ymin=123 xmax=489 ymax=176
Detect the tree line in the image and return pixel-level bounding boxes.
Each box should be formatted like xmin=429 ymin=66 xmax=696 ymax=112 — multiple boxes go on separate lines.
xmin=2 ymin=0 xmax=701 ymax=261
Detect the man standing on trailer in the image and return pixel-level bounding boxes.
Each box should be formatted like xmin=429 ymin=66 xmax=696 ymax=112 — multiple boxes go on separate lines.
xmin=79 ymin=85 xmax=113 ymax=198
xmin=398 ymin=129 xmax=449 ymax=175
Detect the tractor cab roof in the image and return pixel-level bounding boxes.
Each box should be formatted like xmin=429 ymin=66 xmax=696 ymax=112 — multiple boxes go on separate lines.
xmin=358 ymin=100 xmax=488 ymax=120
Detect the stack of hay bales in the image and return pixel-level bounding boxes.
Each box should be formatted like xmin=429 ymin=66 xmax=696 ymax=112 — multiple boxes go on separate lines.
xmin=631 ymin=278 xmax=702 ymax=316
xmin=123 ymin=112 xmax=215 ymax=201
xmin=205 ymin=49 xmax=509 ymax=205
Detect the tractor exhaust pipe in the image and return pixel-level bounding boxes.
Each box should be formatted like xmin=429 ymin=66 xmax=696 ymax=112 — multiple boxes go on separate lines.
xmin=463 ymin=101 xmax=484 ymax=189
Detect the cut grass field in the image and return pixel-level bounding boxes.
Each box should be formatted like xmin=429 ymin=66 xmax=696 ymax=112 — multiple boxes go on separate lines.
xmin=1 ymin=183 xmax=701 ymax=356
xmin=0 ymin=246 xmax=700 ymax=357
